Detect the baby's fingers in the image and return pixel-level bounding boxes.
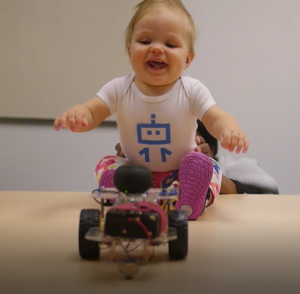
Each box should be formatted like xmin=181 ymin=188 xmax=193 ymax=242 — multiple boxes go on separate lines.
xmin=219 ymin=131 xmax=232 ymax=150
xmin=53 ymin=112 xmax=68 ymax=130
xmin=220 ymin=131 xmax=249 ymax=153
xmin=237 ymin=137 xmax=249 ymax=153
xmin=228 ymin=133 xmax=239 ymax=152
xmin=67 ymin=111 xmax=87 ymax=131
xmin=232 ymin=133 xmax=249 ymax=154
xmin=53 ymin=117 xmax=60 ymax=131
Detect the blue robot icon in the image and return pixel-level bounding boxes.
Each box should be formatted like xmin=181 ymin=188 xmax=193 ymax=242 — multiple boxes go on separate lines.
xmin=137 ymin=114 xmax=172 ymax=163
xmin=137 ymin=114 xmax=170 ymax=145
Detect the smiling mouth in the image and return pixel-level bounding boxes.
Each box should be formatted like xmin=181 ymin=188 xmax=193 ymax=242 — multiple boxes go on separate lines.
xmin=147 ymin=60 xmax=167 ymax=69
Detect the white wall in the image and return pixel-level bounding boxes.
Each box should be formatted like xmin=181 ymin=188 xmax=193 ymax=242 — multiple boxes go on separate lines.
xmin=0 ymin=120 xmax=119 ymax=192
xmin=184 ymin=0 xmax=300 ymax=194
xmin=1 ymin=0 xmax=299 ymax=194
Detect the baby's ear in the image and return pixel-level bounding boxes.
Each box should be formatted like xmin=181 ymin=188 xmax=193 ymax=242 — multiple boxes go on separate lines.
xmin=184 ymin=53 xmax=194 ymax=69
xmin=126 ymin=44 xmax=131 ymax=57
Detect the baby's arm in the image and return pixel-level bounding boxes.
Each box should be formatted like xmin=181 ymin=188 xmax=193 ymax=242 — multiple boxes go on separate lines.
xmin=54 ymin=97 xmax=111 ymax=132
xmin=201 ymin=105 xmax=249 ymax=153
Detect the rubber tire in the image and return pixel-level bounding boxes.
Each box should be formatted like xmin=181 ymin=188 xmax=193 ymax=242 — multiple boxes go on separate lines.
xmin=78 ymin=209 xmax=100 ymax=260
xmin=168 ymin=210 xmax=188 ymax=260
xmin=114 ymin=165 xmax=152 ymax=194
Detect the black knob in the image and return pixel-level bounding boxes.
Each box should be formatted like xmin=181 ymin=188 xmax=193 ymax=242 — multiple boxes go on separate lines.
xmin=113 ymin=165 xmax=152 ymax=194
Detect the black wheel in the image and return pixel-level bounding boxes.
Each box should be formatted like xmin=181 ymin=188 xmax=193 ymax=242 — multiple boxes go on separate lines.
xmin=168 ymin=210 xmax=188 ymax=260
xmin=78 ymin=209 xmax=100 ymax=260
xmin=113 ymin=165 xmax=152 ymax=194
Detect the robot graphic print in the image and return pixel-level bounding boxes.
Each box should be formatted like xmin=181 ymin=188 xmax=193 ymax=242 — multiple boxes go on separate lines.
xmin=137 ymin=114 xmax=172 ymax=163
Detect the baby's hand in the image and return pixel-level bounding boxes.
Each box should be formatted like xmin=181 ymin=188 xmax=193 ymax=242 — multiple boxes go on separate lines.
xmin=194 ymin=136 xmax=212 ymax=157
xmin=53 ymin=105 xmax=88 ymax=131
xmin=220 ymin=130 xmax=249 ymax=154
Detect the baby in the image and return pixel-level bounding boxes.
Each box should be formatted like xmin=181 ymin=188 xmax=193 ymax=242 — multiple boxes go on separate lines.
xmin=54 ymin=0 xmax=249 ymax=220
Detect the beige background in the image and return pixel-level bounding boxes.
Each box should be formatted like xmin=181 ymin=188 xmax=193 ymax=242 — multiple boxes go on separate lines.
xmin=0 ymin=0 xmax=139 ymax=120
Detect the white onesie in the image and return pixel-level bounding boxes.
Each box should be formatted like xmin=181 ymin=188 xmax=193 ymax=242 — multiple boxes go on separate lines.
xmin=96 ymin=73 xmax=216 ymax=172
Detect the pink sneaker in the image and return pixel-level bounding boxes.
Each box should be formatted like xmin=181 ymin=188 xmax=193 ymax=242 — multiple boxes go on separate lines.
xmin=176 ymin=152 xmax=213 ymax=220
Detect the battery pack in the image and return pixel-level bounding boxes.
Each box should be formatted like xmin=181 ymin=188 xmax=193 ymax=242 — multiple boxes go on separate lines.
xmin=104 ymin=202 xmax=162 ymax=239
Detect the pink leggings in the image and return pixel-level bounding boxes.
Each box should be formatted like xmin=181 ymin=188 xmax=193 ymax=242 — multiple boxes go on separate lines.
xmin=95 ymin=155 xmax=222 ymax=207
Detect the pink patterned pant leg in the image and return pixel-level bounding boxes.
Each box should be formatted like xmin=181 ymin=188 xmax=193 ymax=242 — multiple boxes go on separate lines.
xmin=206 ymin=157 xmax=222 ymax=207
xmin=95 ymin=155 xmax=130 ymax=188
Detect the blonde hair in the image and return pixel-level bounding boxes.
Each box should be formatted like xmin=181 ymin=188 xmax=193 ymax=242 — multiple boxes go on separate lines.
xmin=125 ymin=0 xmax=197 ymax=57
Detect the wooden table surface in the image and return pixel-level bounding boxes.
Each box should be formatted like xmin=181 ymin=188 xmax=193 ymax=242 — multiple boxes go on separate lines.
xmin=0 ymin=191 xmax=300 ymax=294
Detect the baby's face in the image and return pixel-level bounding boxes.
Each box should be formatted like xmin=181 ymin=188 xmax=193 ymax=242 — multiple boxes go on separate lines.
xmin=127 ymin=6 xmax=193 ymax=94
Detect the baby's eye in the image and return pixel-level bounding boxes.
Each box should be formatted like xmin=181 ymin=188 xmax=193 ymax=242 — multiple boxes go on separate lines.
xmin=166 ymin=43 xmax=177 ymax=48
xmin=140 ymin=40 xmax=150 ymax=45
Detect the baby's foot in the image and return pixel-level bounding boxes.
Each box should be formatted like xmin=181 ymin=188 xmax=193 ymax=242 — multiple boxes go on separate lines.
xmin=176 ymin=152 xmax=213 ymax=220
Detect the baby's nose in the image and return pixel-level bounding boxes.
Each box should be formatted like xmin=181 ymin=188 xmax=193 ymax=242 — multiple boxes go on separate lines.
xmin=150 ymin=46 xmax=164 ymax=54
